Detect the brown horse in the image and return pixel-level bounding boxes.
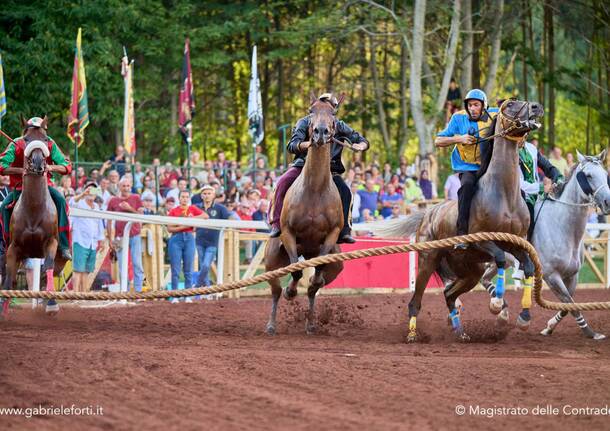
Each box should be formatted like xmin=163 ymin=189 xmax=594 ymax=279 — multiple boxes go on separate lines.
xmin=376 ymin=99 xmax=543 ymax=342
xmin=264 ymin=95 xmax=344 ymax=335
xmin=2 ymin=122 xmax=67 ymax=315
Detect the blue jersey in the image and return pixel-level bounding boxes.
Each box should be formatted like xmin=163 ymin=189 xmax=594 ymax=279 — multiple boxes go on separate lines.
xmin=437 ymin=108 xmax=499 ymax=172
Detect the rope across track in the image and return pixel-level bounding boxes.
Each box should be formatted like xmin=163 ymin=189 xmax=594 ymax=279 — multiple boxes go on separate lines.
xmin=0 ymin=232 xmax=608 ymax=312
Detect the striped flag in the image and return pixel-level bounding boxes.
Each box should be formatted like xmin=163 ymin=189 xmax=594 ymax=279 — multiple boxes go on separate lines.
xmin=247 ymin=45 xmax=264 ymax=146
xmin=0 ymin=52 xmax=6 ymax=129
xmin=121 ymin=48 xmax=136 ymax=156
xmin=67 ymin=28 xmax=90 ymax=146
xmin=178 ymin=38 xmax=195 ymax=141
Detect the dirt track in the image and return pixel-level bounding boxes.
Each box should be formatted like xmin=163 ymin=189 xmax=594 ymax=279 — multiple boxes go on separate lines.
xmin=1 ymin=289 xmax=610 ymax=430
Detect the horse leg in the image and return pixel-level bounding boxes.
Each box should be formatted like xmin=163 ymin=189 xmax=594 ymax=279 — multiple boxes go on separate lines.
xmin=510 ymin=248 xmax=535 ymax=330
xmin=444 ymin=273 xmax=481 ymax=342
xmin=304 ymin=267 xmax=326 ymax=335
xmin=472 ymin=241 xmax=506 ymax=314
xmin=1 ymin=246 xmax=18 ymax=319
xmin=564 ymin=274 xmax=605 ymax=340
xmin=43 ymin=239 xmax=59 ymax=315
xmin=266 ymin=277 xmax=282 ymax=335
xmin=480 ymin=263 xmax=509 ymax=324
xmin=406 ymin=252 xmax=440 ymax=343
xmin=280 ymin=231 xmax=302 ymax=300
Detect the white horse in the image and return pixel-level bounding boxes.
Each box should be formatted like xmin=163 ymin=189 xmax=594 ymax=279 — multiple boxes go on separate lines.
xmin=481 ymin=150 xmax=610 ymax=339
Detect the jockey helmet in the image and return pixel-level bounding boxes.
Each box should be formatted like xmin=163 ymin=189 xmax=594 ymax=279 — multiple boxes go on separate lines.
xmin=318 ymin=93 xmax=338 ymax=108
xmin=25 ymin=117 xmax=47 ymax=130
xmin=463 ymin=89 xmax=488 ymax=111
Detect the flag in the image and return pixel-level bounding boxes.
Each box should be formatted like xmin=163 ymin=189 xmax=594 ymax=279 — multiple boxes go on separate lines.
xmin=247 ymin=45 xmax=264 ymax=146
xmin=121 ymin=48 xmax=136 ymax=156
xmin=0 ymin=52 xmax=6 ymax=129
xmin=67 ymin=28 xmax=89 ymax=146
xmin=178 ymin=38 xmax=195 ymax=141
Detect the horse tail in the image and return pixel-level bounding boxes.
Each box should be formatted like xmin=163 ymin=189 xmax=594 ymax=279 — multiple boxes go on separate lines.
xmin=368 ymin=211 xmax=426 ymax=239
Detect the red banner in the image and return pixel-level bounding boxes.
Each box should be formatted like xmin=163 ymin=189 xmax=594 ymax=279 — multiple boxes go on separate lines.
xmin=327 ymin=236 xmax=444 ymax=289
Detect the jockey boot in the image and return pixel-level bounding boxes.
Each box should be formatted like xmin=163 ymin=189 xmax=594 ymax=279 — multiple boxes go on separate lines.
xmin=60 ymin=248 xmax=73 ymax=261
xmin=337 ymin=234 xmax=356 ymax=244
xmin=269 ymin=227 xmax=281 ymax=238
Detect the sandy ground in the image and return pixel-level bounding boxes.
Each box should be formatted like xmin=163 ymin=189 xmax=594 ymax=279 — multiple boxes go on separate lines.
xmin=1 ymin=289 xmax=610 ymax=430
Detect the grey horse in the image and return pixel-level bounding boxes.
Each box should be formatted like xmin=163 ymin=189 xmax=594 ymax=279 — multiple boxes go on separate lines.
xmin=481 ymin=149 xmax=610 ymax=339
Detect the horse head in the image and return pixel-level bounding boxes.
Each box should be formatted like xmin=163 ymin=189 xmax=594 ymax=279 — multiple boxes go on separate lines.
xmin=497 ymin=99 xmax=544 ymax=140
xmin=21 ymin=116 xmax=50 ymax=175
xmin=575 ymin=149 xmax=610 ymax=214
xmin=308 ymin=92 xmax=344 ymax=147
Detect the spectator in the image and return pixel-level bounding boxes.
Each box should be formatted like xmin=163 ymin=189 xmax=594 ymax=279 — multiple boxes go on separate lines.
xmin=89 ymin=168 xmax=100 ymax=184
xmin=58 ymin=175 xmax=75 ymax=198
xmin=166 ymin=177 xmax=189 ymax=203
xmin=248 ymin=144 xmax=269 ymax=169
xmin=252 ymin=199 xmax=270 ymax=233
xmin=99 ymin=178 xmax=113 ymax=210
xmin=167 ymin=190 xmax=208 ymax=303
xmin=194 ymin=185 xmax=232 ymax=288
xmin=142 ymin=195 xmax=156 ymax=215
xmin=141 ymin=176 xmax=163 ymax=208
xmin=133 ymin=162 xmax=144 ymax=191
xmin=549 ymin=146 xmax=569 ymax=176
xmin=418 ymin=169 xmax=437 ymax=200
xmin=161 ymin=196 xmax=176 ymax=216
xmin=358 ymin=179 xmax=380 ymax=216
xmin=447 ymin=78 xmax=461 ymax=103
xmin=107 ymin=177 xmax=145 ymax=292
xmin=379 ymin=183 xmax=403 ymax=218
xmin=566 ymin=152 xmax=576 ymax=172
xmin=214 ymin=150 xmax=230 ymax=170
xmin=108 ymin=145 xmax=127 ymax=177
xmin=403 ymin=177 xmax=424 ymax=204
xmin=350 ymin=181 xmax=362 ymax=224
xmin=0 ymin=175 xmax=9 ymax=202
xmin=382 ymin=163 xmax=393 ymax=183
xmin=106 ymin=170 xmax=120 ymax=196
xmin=70 ymin=182 xmax=105 ymax=292
xmin=386 ymin=203 xmax=406 ymax=220
xmin=444 ymin=173 xmax=460 ymax=201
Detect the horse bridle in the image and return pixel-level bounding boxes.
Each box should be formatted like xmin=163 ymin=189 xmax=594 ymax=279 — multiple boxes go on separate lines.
xmin=494 ymin=100 xmax=540 ymax=142
xmin=547 ymin=160 xmax=608 ymax=207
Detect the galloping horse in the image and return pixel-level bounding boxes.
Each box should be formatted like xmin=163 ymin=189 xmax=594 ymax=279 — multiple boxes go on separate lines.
xmin=264 ymin=96 xmax=344 ymax=335
xmin=376 ymin=99 xmax=543 ymax=342
xmin=481 ymin=150 xmax=610 ymax=339
xmin=1 ymin=124 xmax=67 ymax=316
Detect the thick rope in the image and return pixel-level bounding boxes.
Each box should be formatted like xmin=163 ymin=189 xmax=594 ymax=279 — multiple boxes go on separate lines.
xmin=0 ymin=232 xmax=608 ymax=311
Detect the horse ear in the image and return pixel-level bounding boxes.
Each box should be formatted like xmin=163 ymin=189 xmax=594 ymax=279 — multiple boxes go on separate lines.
xmin=309 ymin=91 xmax=317 ymax=106
xmin=336 ymin=93 xmax=346 ymax=109
xmin=42 ymin=115 xmax=48 ymax=130
xmin=576 ymin=150 xmax=585 ymax=163
xmin=20 ymin=115 xmax=27 ymax=129
xmin=597 ymin=148 xmax=607 ymax=163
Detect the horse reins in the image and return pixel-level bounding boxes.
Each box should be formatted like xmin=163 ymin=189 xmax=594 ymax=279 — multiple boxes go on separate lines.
xmin=475 ymin=101 xmax=538 ymax=145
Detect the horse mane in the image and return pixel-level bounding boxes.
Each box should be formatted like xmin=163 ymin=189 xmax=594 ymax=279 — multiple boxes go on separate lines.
xmin=475 ymin=114 xmax=497 ymax=178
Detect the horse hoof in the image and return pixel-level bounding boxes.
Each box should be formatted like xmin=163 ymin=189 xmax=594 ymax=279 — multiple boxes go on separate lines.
xmin=591 ymin=333 xmax=606 ymax=341
xmin=489 ymin=298 xmax=503 ymax=315
xmin=306 ymin=321 xmax=317 ymax=335
xmin=496 ymin=308 xmax=509 ymax=325
xmin=516 ymin=316 xmax=530 ymax=331
xmin=45 ymin=302 xmax=59 ymax=315
xmin=540 ymin=328 xmax=553 ymax=336
xmin=265 ymin=324 xmax=276 ymax=336
xmin=456 ymin=332 xmax=470 ymax=342
xmin=282 ymin=287 xmax=297 ymax=301
xmin=406 ymin=333 xmax=417 ymax=343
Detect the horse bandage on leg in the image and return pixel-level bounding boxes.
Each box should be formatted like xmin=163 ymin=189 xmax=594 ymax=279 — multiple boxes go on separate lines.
xmin=450 ymin=308 xmax=461 ymax=331
xmin=45 ymin=269 xmax=54 ymax=292
xmin=521 ymin=276 xmax=533 ymax=309
xmin=495 ymin=268 xmax=505 ymax=299
xmin=409 ymin=316 xmax=417 ymax=335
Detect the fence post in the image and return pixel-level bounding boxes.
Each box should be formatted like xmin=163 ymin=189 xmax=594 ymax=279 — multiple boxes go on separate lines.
xmin=120 ymin=222 xmax=133 ymax=293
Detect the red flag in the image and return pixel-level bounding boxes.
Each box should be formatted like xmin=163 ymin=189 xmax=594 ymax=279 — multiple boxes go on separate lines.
xmin=179 ymin=38 xmax=195 ymax=137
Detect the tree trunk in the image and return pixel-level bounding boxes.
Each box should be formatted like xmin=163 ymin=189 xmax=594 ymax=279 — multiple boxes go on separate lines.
xmin=483 ymin=0 xmax=504 ymax=98
xmin=410 ymin=0 xmax=428 ymax=156
xmin=471 ymin=0 xmax=481 ymax=88
xmin=397 ymin=39 xmax=409 ymax=160
xmin=370 ymin=36 xmax=391 ymax=156
xmin=460 ymin=0 xmax=473 ymax=91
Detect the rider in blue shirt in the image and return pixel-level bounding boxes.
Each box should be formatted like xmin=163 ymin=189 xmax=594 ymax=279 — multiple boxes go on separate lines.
xmin=435 ymin=89 xmax=499 ymax=249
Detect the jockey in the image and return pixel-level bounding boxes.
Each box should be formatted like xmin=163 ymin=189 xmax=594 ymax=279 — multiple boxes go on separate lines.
xmin=268 ymin=93 xmax=369 ymax=244
xmin=434 ymin=88 xmax=499 ymax=249
xmin=518 ymin=139 xmax=563 ymax=240
xmin=0 ymin=117 xmax=72 ymax=260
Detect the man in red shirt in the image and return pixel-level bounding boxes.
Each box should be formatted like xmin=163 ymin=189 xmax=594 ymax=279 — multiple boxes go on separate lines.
xmin=167 ymin=190 xmax=208 ymax=302
xmin=106 ymin=177 xmax=145 ymax=292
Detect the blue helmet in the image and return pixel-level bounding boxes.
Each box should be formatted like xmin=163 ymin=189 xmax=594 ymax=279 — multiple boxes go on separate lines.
xmin=464 ymin=89 xmax=488 ymax=110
